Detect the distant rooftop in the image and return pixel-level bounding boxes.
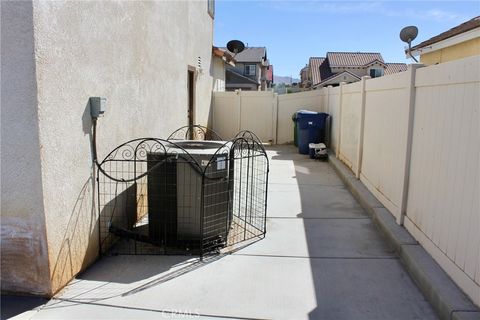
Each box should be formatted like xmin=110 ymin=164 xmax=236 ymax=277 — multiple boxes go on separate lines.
xmin=385 ymin=63 xmax=408 ymax=75
xmin=223 ymin=47 xmax=267 ymax=63
xmin=306 ymin=51 xmax=407 ymax=87
xmin=327 ymin=52 xmax=384 ymax=68
xmin=308 ymin=57 xmax=325 ymax=85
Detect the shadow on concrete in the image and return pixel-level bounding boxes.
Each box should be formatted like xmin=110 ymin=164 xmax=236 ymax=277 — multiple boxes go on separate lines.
xmin=268 ymin=145 xmax=437 ymax=320
xmin=1 ymin=295 xmax=47 ymax=320
xmin=76 ymin=255 xmax=199 ymax=285
xmin=37 ymin=254 xmax=226 ymax=313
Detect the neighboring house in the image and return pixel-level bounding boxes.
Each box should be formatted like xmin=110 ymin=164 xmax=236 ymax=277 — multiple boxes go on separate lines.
xmin=266 ymin=64 xmax=274 ymax=87
xmin=212 ymin=46 xmax=235 ymax=91
xmin=302 ymin=52 xmax=407 ymax=89
xmin=299 ymin=64 xmax=309 ymax=88
xmin=1 ymin=0 xmax=216 ymax=297
xmin=410 ymin=16 xmax=480 ymax=65
xmin=223 ymin=47 xmax=272 ymax=91
xmin=384 ymin=63 xmax=409 ymax=75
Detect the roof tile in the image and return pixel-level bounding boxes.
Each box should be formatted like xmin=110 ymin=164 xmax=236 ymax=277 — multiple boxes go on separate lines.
xmin=309 ymin=57 xmax=325 ymax=85
xmin=385 ymin=63 xmax=408 ymax=75
xmin=222 ymin=47 xmax=267 ymax=63
xmin=327 ymin=52 xmax=384 ymax=67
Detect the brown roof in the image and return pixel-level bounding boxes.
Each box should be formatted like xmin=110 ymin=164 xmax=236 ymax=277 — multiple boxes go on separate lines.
xmin=309 ymin=57 xmax=325 ymax=85
xmin=222 ymin=47 xmax=267 ymax=63
xmin=212 ymin=46 xmax=235 ymax=65
xmin=385 ymin=63 xmax=408 ymax=75
xmin=411 ymin=16 xmax=480 ymax=51
xmin=327 ymin=52 xmax=384 ymax=67
xmin=212 ymin=46 xmax=225 ymax=59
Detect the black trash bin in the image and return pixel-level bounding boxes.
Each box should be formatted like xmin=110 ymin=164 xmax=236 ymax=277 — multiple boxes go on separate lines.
xmin=295 ymin=111 xmax=329 ymax=154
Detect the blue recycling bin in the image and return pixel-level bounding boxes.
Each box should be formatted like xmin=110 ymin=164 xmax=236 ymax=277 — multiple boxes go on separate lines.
xmin=295 ymin=110 xmax=329 ymax=154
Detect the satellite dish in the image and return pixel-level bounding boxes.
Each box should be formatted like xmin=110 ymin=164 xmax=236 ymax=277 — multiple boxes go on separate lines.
xmin=400 ymin=26 xmax=418 ymax=43
xmin=227 ymin=40 xmax=245 ymax=54
xmin=400 ymin=26 xmax=419 ymax=62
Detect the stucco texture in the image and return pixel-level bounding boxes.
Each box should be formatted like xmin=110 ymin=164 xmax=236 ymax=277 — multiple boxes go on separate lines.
xmin=420 ymin=38 xmax=480 ymax=65
xmin=1 ymin=1 xmax=51 ymax=296
xmin=2 ymin=0 xmax=214 ymax=296
xmin=212 ymin=56 xmax=226 ymax=91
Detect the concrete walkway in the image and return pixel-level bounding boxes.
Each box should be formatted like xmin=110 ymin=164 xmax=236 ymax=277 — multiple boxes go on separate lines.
xmin=8 ymin=145 xmax=438 ymax=320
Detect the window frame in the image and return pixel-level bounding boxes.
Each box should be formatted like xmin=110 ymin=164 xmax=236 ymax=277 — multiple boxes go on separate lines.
xmin=369 ymin=68 xmax=384 ymax=78
xmin=244 ymin=64 xmax=256 ymax=76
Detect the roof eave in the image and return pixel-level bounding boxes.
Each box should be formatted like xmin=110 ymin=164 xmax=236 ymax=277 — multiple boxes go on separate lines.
xmin=313 ymin=71 xmax=360 ymax=88
xmin=213 ymin=46 xmax=236 ymax=66
xmin=410 ymin=27 xmax=480 ymax=56
xmin=363 ymin=59 xmax=388 ymax=68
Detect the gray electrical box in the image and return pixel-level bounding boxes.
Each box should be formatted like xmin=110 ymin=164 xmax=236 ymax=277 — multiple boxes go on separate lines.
xmin=90 ymin=97 xmax=106 ymax=118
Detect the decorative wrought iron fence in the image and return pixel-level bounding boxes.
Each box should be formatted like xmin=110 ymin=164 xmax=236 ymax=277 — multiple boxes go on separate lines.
xmin=167 ymin=125 xmax=222 ymax=141
xmin=97 ymin=128 xmax=268 ymax=257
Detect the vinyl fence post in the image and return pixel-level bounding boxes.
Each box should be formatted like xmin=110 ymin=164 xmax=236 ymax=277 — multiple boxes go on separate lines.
xmin=326 ymin=86 xmax=332 ymax=151
xmin=336 ymin=82 xmax=346 ymax=158
xmin=272 ymin=92 xmax=279 ymax=144
xmin=236 ymin=89 xmax=242 ymax=132
xmin=326 ymin=86 xmax=330 ymax=114
xmin=398 ymin=63 xmax=424 ymax=225
xmin=355 ymin=76 xmax=370 ymax=178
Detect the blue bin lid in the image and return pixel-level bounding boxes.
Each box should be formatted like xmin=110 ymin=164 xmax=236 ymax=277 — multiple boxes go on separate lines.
xmin=297 ymin=110 xmax=318 ymax=115
xmin=296 ymin=110 xmax=329 ymax=120
xmin=296 ymin=110 xmax=318 ymax=120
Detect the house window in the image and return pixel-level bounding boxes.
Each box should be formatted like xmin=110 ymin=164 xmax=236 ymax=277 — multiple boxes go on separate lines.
xmin=207 ymin=0 xmax=215 ymax=18
xmin=244 ymin=64 xmax=256 ymax=76
xmin=369 ymin=68 xmax=384 ymax=78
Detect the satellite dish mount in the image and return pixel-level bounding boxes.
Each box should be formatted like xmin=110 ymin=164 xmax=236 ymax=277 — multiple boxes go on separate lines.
xmin=400 ymin=26 xmax=419 ymax=62
xmin=227 ymin=40 xmax=245 ymax=57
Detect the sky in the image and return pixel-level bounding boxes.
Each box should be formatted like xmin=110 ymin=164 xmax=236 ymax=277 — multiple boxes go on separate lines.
xmin=214 ymin=1 xmax=479 ymax=78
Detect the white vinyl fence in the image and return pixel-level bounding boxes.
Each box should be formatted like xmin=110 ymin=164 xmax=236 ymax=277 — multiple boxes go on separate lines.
xmin=324 ymin=86 xmax=341 ymax=153
xmin=405 ymin=58 xmax=479 ymax=303
xmin=211 ymin=55 xmax=480 ymax=306
xmin=212 ymin=90 xmax=326 ymax=143
xmin=360 ymin=69 xmax=414 ymax=221
xmin=277 ymin=90 xmax=325 ymax=144
xmin=337 ymin=80 xmax=363 ymax=173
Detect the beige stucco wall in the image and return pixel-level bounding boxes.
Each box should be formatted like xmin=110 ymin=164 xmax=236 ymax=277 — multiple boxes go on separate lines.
xmin=1 ymin=1 xmax=52 ymax=296
xmin=212 ymin=56 xmax=226 ymax=91
xmin=2 ymin=0 xmax=214 ymax=296
xmin=420 ymin=38 xmax=480 ymax=65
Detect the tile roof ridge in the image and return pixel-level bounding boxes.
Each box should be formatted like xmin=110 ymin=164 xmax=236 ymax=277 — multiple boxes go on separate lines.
xmin=327 ymin=51 xmax=382 ymax=54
